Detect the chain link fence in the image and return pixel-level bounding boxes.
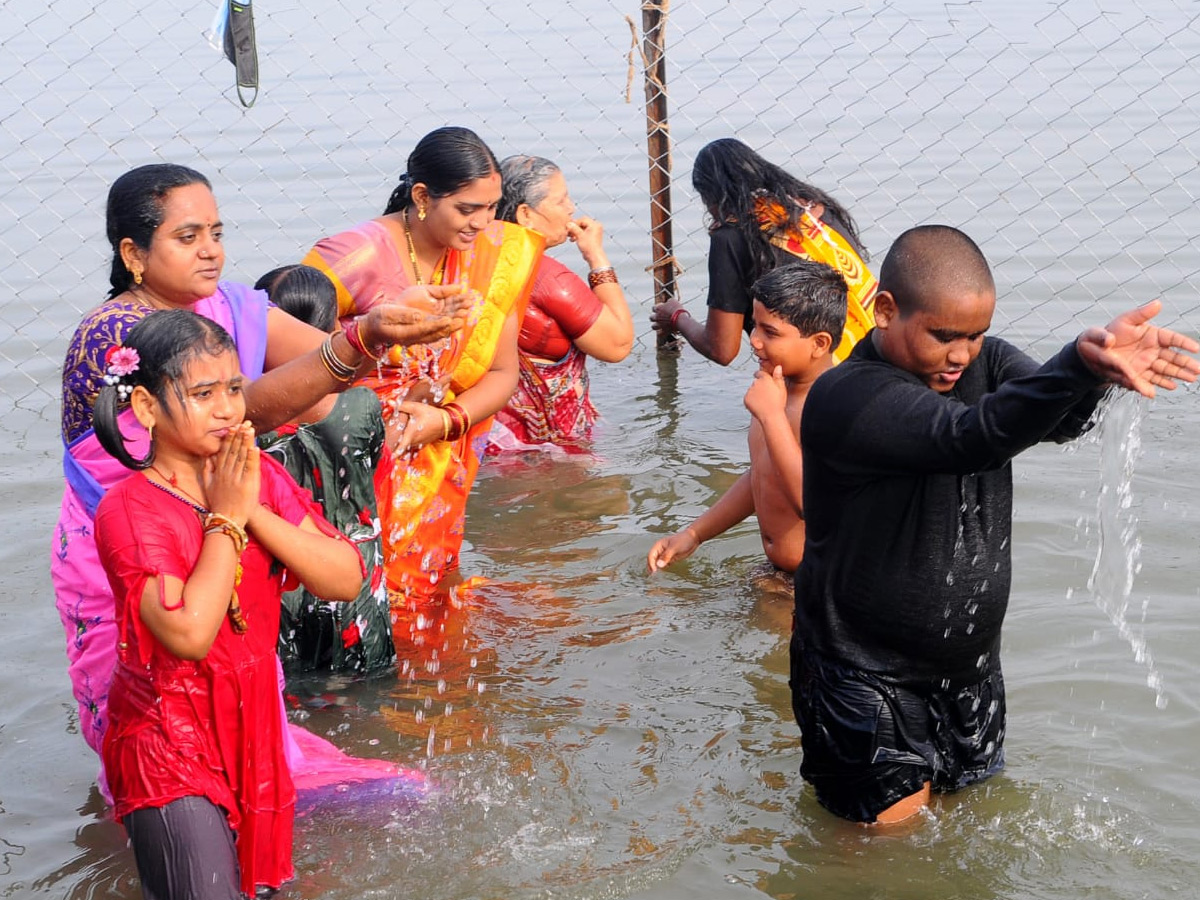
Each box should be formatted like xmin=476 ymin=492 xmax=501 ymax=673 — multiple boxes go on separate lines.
xmin=3 ymin=0 xmax=1199 ymax=460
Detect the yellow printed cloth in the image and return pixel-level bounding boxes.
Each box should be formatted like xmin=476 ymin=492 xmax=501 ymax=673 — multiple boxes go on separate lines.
xmin=753 ymin=195 xmax=877 ymax=361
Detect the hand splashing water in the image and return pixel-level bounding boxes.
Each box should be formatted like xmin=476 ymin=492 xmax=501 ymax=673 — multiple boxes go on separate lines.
xmin=1084 ymin=391 xmax=1167 ymax=708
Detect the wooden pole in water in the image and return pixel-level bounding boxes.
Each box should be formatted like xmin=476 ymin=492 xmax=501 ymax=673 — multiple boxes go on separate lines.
xmin=640 ymin=0 xmax=680 ymax=352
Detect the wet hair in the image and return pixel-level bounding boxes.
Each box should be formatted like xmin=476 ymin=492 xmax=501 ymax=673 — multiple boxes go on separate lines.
xmin=692 ymin=138 xmax=865 ymax=282
xmin=496 ymin=155 xmax=561 ymax=223
xmin=751 ymin=260 xmax=848 ymax=341
xmin=383 ymin=126 xmax=500 ymax=215
xmin=93 ymin=309 xmax=238 ymax=470
xmin=879 ymin=225 xmax=995 ymax=316
xmin=255 ymin=264 xmax=338 ymax=333
xmin=105 ymin=164 xmax=212 ymax=300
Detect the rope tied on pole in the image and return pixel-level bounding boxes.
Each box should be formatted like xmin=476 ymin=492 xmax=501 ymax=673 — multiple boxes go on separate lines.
xmin=627 ymin=1 xmax=680 ymax=353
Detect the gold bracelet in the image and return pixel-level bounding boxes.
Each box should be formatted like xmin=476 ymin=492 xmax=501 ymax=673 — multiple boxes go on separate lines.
xmin=203 ymin=512 xmax=248 ymax=555
xmin=201 ymin=513 xmax=249 ymax=635
xmin=319 ymin=335 xmax=356 ymax=383
xmin=343 ymin=316 xmax=383 ymax=361
xmin=588 ymin=266 xmax=619 ymax=288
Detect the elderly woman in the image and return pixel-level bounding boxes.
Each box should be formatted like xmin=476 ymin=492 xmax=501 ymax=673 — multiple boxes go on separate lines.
xmin=486 ymin=155 xmax=634 ymax=453
xmin=651 ymin=138 xmax=877 ymax=365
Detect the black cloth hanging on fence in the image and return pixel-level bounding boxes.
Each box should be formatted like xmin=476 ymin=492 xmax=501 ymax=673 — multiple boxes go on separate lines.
xmin=223 ymin=0 xmax=259 ymax=108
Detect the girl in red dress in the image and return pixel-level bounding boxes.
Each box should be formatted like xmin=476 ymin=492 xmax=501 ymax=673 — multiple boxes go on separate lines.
xmin=92 ymin=309 xmax=365 ymax=899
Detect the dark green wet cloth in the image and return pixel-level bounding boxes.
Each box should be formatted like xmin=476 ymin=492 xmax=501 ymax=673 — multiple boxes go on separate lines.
xmin=259 ymin=388 xmax=395 ymax=675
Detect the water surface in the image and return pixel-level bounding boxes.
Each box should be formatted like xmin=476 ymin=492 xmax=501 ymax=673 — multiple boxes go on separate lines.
xmin=2 ymin=1 xmax=1199 ymax=897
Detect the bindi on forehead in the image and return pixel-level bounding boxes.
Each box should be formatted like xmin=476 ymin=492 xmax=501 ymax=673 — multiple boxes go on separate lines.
xmin=165 ymin=217 xmax=222 ymax=234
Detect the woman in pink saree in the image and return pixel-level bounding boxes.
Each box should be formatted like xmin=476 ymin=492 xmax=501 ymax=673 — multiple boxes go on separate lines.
xmin=53 ymin=164 xmax=459 ymax=800
xmin=303 ymin=128 xmax=544 ymax=603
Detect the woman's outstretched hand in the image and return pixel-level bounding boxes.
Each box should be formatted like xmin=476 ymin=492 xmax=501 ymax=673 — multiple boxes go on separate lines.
xmin=1076 ymin=300 xmax=1200 ymax=397
xmin=363 ymin=284 xmax=470 ymax=348
xmin=650 ymin=297 xmax=685 ymax=335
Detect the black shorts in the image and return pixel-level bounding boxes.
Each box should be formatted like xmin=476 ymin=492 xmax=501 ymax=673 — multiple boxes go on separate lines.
xmin=789 ymin=635 xmax=1006 ymax=823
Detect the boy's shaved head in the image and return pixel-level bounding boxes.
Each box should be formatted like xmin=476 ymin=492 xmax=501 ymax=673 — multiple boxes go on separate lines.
xmin=879 ymin=225 xmax=995 ymax=315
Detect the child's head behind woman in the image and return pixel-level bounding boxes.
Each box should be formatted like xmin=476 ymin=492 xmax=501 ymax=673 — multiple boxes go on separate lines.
xmin=255 ymin=264 xmax=339 ymax=333
xmin=93 ymin=309 xmax=240 ymax=470
xmin=255 ymin=265 xmax=342 ymax=424
xmin=752 ymin=260 xmax=848 ymax=340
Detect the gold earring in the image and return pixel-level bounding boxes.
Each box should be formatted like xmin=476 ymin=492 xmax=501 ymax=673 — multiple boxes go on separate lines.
xmin=417 ymin=206 xmax=427 ymax=222
xmin=133 ymin=269 xmax=142 ymax=285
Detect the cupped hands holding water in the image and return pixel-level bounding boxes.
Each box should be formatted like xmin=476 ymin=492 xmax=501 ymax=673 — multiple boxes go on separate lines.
xmin=360 ymin=283 xmax=470 ymax=349
xmin=1076 ymin=300 xmax=1200 ymax=397
xmin=390 ymin=398 xmax=450 ymax=453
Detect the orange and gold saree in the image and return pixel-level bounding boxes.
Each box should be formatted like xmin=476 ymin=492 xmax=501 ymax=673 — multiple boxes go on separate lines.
xmin=304 ymin=219 xmax=543 ymax=602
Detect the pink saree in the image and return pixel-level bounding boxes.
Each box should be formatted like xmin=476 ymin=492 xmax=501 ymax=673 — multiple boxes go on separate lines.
xmin=304 ymin=218 xmax=544 ymax=603
xmin=52 ymin=284 xmax=421 ymax=803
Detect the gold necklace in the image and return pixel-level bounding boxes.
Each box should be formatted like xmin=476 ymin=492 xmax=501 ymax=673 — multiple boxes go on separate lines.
xmin=402 ymin=207 xmax=446 ymax=285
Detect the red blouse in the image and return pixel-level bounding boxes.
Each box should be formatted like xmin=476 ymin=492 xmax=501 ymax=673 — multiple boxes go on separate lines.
xmin=518 ymin=256 xmax=604 ymax=361
xmin=95 ymin=455 xmax=336 ymax=894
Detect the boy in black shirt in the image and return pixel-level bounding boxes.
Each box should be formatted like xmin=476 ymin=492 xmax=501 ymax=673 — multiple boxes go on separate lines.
xmin=792 ymin=224 xmax=1199 ymax=824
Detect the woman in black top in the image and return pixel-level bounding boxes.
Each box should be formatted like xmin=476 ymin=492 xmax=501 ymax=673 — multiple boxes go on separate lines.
xmin=652 ymin=138 xmax=867 ymax=364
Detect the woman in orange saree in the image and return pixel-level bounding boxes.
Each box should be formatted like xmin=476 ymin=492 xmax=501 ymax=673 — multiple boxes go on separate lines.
xmin=304 ymin=127 xmax=543 ymax=605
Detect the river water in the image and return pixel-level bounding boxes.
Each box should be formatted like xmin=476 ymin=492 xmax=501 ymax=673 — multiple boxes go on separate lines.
xmin=2 ymin=0 xmax=1199 ymax=898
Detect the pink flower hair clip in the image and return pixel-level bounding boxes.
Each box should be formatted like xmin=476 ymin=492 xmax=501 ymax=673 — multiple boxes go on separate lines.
xmin=103 ymin=345 xmax=140 ymax=402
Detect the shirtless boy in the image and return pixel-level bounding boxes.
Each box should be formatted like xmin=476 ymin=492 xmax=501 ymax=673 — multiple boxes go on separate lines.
xmin=647 ymin=260 xmax=847 ymax=576
xmin=792 ymin=224 xmax=1199 ymax=825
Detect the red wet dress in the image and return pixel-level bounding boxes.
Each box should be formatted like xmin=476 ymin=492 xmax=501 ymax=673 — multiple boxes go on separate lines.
xmin=96 ymin=455 xmax=335 ymax=895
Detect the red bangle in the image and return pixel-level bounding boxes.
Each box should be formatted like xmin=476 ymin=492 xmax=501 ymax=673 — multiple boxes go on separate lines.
xmin=441 ymin=401 xmax=472 ymax=442
xmin=669 ymin=307 xmax=689 ymax=328
xmin=343 ymin=317 xmax=383 ymax=361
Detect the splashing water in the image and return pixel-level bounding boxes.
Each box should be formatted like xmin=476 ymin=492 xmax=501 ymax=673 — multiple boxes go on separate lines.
xmin=1085 ymin=392 xmax=1166 ymax=708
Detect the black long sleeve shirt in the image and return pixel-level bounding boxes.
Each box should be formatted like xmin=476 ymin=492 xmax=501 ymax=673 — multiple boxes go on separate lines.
xmin=794 ymin=333 xmax=1105 ymax=685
